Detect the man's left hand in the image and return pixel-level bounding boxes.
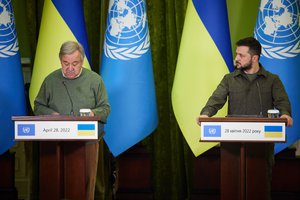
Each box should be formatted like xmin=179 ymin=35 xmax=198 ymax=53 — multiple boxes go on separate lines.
xmin=281 ymin=114 xmax=293 ymax=127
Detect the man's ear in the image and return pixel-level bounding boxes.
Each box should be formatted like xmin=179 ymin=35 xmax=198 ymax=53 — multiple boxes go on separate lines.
xmin=252 ymin=55 xmax=259 ymax=62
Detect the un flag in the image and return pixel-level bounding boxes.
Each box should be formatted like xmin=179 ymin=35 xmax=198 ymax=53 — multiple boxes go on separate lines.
xmin=0 ymin=0 xmax=26 ymax=154
xmin=100 ymin=0 xmax=158 ymax=156
xmin=254 ymin=0 xmax=300 ymax=153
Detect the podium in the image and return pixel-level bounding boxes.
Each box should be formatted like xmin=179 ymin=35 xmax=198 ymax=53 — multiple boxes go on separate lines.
xmin=12 ymin=115 xmax=100 ymax=200
xmin=198 ymin=117 xmax=287 ymax=200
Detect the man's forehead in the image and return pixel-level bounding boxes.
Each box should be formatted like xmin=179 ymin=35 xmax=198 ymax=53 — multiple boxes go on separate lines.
xmin=236 ymin=46 xmax=250 ymax=53
xmin=61 ymin=51 xmax=82 ymax=61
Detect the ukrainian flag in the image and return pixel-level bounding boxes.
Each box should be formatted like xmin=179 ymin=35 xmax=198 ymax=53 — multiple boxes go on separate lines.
xmin=0 ymin=1 xmax=26 ymax=154
xmin=77 ymin=124 xmax=96 ymax=136
xmin=29 ymin=0 xmax=91 ymax=108
xmin=264 ymin=126 xmax=283 ymax=138
xmin=172 ymin=0 xmax=234 ymax=156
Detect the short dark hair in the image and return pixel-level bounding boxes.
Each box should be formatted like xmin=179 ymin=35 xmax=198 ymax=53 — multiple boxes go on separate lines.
xmin=236 ymin=37 xmax=261 ymax=58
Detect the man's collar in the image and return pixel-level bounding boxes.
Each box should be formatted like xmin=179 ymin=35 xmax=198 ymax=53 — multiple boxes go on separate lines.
xmin=256 ymin=64 xmax=268 ymax=77
xmin=234 ymin=63 xmax=268 ymax=78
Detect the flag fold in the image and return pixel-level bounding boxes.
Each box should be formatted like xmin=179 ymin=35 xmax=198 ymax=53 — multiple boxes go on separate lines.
xmin=172 ymin=0 xmax=233 ymax=156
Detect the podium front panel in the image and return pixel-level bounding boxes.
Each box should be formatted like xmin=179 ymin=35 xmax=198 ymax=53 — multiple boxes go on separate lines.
xmin=14 ymin=120 xmax=98 ymax=140
xmin=200 ymin=121 xmax=285 ymax=142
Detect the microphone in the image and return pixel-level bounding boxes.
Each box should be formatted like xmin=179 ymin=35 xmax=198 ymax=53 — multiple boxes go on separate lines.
xmin=256 ymin=81 xmax=263 ymax=117
xmin=62 ymin=81 xmax=74 ymax=116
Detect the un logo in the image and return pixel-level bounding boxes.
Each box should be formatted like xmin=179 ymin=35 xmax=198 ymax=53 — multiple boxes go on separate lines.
xmin=22 ymin=127 xmax=30 ymax=134
xmin=104 ymin=0 xmax=150 ymax=60
xmin=254 ymin=0 xmax=299 ymax=59
xmin=0 ymin=0 xmax=19 ymax=58
xmin=208 ymin=128 xmax=217 ymax=135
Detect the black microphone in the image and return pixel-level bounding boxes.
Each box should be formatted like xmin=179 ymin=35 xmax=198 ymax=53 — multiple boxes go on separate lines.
xmin=256 ymin=81 xmax=263 ymax=117
xmin=62 ymin=81 xmax=74 ymax=116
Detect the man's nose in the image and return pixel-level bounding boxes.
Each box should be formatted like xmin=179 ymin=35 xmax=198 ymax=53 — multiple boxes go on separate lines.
xmin=67 ymin=66 xmax=74 ymax=71
xmin=234 ymin=55 xmax=240 ymax=62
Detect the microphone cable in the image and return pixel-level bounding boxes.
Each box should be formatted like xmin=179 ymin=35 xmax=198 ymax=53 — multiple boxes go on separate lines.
xmin=62 ymin=81 xmax=74 ymax=116
xmin=256 ymin=81 xmax=263 ymax=117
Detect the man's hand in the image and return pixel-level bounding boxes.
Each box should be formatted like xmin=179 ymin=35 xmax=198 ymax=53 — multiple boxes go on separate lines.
xmin=89 ymin=111 xmax=95 ymax=116
xmin=51 ymin=112 xmax=60 ymax=115
xmin=280 ymin=114 xmax=293 ymax=127
xmin=196 ymin=115 xmax=209 ymax=126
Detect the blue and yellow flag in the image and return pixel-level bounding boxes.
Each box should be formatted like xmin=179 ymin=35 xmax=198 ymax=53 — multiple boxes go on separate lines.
xmin=264 ymin=126 xmax=283 ymax=138
xmin=77 ymin=124 xmax=96 ymax=136
xmin=29 ymin=0 xmax=91 ymax=108
xmin=172 ymin=0 xmax=234 ymax=156
xmin=100 ymin=0 xmax=158 ymax=156
xmin=0 ymin=0 xmax=26 ymax=154
xmin=254 ymin=0 xmax=300 ymax=153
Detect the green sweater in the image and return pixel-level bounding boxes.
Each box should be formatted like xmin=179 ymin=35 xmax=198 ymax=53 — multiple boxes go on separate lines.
xmin=34 ymin=68 xmax=110 ymax=123
xmin=200 ymin=66 xmax=291 ymax=117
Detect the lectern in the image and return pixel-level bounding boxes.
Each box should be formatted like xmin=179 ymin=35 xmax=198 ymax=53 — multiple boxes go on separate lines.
xmin=198 ymin=117 xmax=287 ymax=200
xmin=12 ymin=115 xmax=100 ymax=200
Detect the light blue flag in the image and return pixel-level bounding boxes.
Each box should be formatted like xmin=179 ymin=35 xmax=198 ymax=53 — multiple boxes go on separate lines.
xmin=254 ymin=0 xmax=300 ymax=153
xmin=100 ymin=0 xmax=158 ymax=156
xmin=0 ymin=0 xmax=26 ymax=154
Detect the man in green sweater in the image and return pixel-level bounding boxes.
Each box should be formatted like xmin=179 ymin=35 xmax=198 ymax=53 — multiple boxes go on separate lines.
xmin=34 ymin=41 xmax=110 ymax=200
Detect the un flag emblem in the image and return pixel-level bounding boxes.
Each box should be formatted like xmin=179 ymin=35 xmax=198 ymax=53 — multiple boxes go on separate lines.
xmin=0 ymin=0 xmax=19 ymax=58
xmin=254 ymin=0 xmax=299 ymax=59
xmin=103 ymin=0 xmax=150 ymax=60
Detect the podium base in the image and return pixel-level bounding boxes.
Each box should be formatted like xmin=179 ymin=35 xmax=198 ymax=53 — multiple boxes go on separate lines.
xmin=39 ymin=141 xmax=86 ymax=200
xmin=0 ymin=151 xmax=18 ymax=200
xmin=221 ymin=143 xmax=272 ymax=200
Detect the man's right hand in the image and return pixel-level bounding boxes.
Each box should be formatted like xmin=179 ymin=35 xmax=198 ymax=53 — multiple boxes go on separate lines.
xmin=51 ymin=112 xmax=60 ymax=115
xmin=196 ymin=115 xmax=209 ymax=126
xmin=199 ymin=115 xmax=209 ymax=118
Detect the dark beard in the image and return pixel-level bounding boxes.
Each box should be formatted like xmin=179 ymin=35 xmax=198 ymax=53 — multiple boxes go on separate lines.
xmin=240 ymin=62 xmax=252 ymax=72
